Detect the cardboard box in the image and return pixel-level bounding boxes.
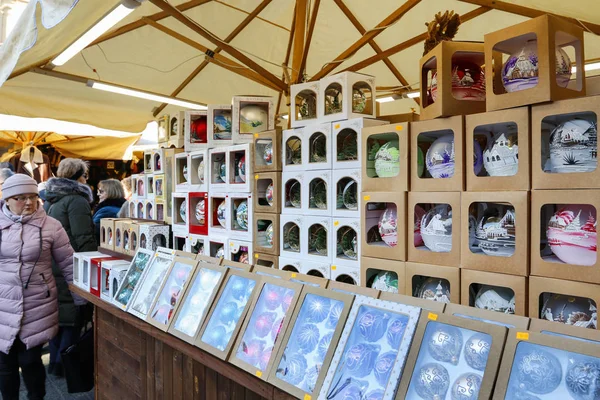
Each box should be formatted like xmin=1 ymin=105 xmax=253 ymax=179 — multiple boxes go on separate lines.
xmin=188 ymin=192 xmax=208 ymax=235
xmin=332 ymin=217 xmax=361 ymax=268
xmin=445 ymin=302 xmax=530 ymax=330
xmin=207 ymin=235 xmax=227 ymax=259
xmin=379 ymin=291 xmax=446 ymax=313
xmin=532 ymin=96 xmax=600 ymax=189
xmin=168 ymin=111 xmax=185 ymax=149
xmin=361 ymin=191 xmax=407 ymax=261
xmin=114 ymin=220 xmax=131 ymax=254
xmin=396 ymin=312 xmax=507 ymax=400
xmin=529 ymin=276 xmax=599 ymax=329
xmin=330 ymin=264 xmax=360 ymax=286
xmin=73 ymin=251 xmax=109 ymax=289
xmin=187 ymin=150 xmax=209 ymax=192
xmin=303 ymin=122 xmax=333 ymax=171
xmin=111 ymin=248 xmax=155 ymax=310
xmin=327 ymin=280 xmax=379 ymax=298
xmin=227 ymin=143 xmax=253 ymax=193
xmin=460 ymin=269 xmax=528 ymax=316
xmin=278 ymin=256 xmax=300 ymax=273
xmin=318 ymin=71 xmax=377 ymax=122
xmin=81 ymin=254 xmax=112 ymax=293
xmin=288 ymin=271 xmax=329 ymax=288
xmin=484 ymin=14 xmax=585 ymax=112
xmin=253 ymin=129 xmax=282 ymax=172
xmin=411 ymin=115 xmax=465 ymax=192
xmin=208 ymin=147 xmax=228 ymax=193
xmin=208 ymin=194 xmax=228 ymax=236
xmin=303 ymin=169 xmax=333 ymax=217
xmin=465 ymin=106 xmax=530 ymax=191
xmin=172 ymin=231 xmax=187 ymax=252
xmin=290 ymin=81 xmax=320 ymax=128
xmin=153 ymin=200 xmax=165 ymax=222
xmin=184 ymin=110 xmax=208 ymax=152
xmin=174 ymin=250 xmax=196 ymax=260
xmin=221 ymin=259 xmax=251 ymax=272
xmin=145 ymin=200 xmax=154 ymax=221
xmin=332 ymin=118 xmax=387 ymax=170
xmin=164 ymin=150 xmax=177 ymax=224
xmin=186 ymin=234 xmax=207 ymax=256
xmin=146 ymin=175 xmax=155 ymax=201
xmin=153 ymin=174 xmax=165 ymax=201
xmin=253 ymin=213 xmax=279 ymax=256
xmin=174 ymin=152 xmax=189 ymax=193
xmin=253 ymin=264 xmax=291 ymax=280
xmin=302 ymin=216 xmax=334 ymax=262
xmin=134 ymin=175 xmax=147 ymax=200
xmin=332 ymin=168 xmax=361 ymax=218
xmin=279 ymin=214 xmax=305 ymax=258
xmin=406 ymin=262 xmax=460 ymax=304
xmin=253 ymin=172 xmax=281 ymax=214
xmin=207 ymin=105 xmax=233 ymax=148
xmin=138 ymin=222 xmax=170 ymax=251
xmin=100 ymin=218 xmax=117 ymax=251
xmin=171 ymin=192 xmax=188 ymax=235
xmin=361 ymin=122 xmax=409 ymax=193
xmin=90 ymin=256 xmax=121 ymax=297
xmin=228 ymin=238 xmax=252 ymax=265
xmin=408 ymin=192 xmax=462 ymax=267
xmin=157 ymin=115 xmax=169 ymax=144
xmin=298 ymin=259 xmax=331 ymax=280
xmin=102 ymin=261 xmax=130 ymax=303
xmin=134 ymin=200 xmax=144 ymax=219
xmin=254 ymin=253 xmax=278 ymax=270
xmin=196 ymin=253 xmax=222 ymax=265
xmin=130 ymin=173 xmax=140 ymax=200
xmin=143 ymin=151 xmax=152 ymax=174
xmin=419 ymin=41 xmax=489 ymax=120
xmin=232 ymin=95 xmax=276 ymax=143
xmin=228 ymin=193 xmax=252 ymax=241
xmin=529 ymin=318 xmax=600 ymax=342
xmin=281 ymin=171 xmax=304 ymax=214
xmin=531 ymin=189 xmax=600 ymax=283
xmin=461 ymin=191 xmax=529 ymax=276
xmin=282 ymin=127 xmax=305 ymax=172
xmin=125 ymin=222 xmax=140 ymax=256
xmin=152 ymin=148 xmax=182 ymax=175
xmin=361 ymin=257 xmax=405 ymax=295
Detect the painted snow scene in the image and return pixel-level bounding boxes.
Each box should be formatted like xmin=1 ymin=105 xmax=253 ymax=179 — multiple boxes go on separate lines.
xmin=420 ymin=204 xmax=453 ymax=253
xmin=429 ymin=61 xmax=486 ymax=102
xmin=239 ymin=103 xmax=268 ymax=134
xmin=541 ymin=293 xmax=597 ymax=330
xmin=547 ymin=119 xmax=597 ymax=174
xmin=213 ymin=110 xmax=232 ymax=140
xmin=472 ymin=204 xmax=516 ymax=257
xmin=425 ymin=134 xmax=455 ymax=179
xmin=482 ymin=132 xmax=519 ymax=177
xmin=546 ymin=204 xmax=597 ymax=266
xmin=415 ymin=277 xmax=451 ymax=304
xmin=473 ymin=285 xmax=515 ymax=314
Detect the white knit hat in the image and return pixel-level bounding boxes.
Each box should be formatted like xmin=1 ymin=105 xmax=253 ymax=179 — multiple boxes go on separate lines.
xmin=2 ymin=174 xmax=39 ymax=200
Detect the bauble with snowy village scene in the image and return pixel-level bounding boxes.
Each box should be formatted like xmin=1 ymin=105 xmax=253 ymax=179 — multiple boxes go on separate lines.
xmin=475 ymin=206 xmax=516 ymax=257
xmin=420 ymin=204 xmax=453 ymax=253
xmin=429 ymin=60 xmax=485 ymax=102
xmin=548 ymin=119 xmax=597 ymax=174
xmin=240 ymin=104 xmax=268 ymax=134
xmin=416 ymin=278 xmax=451 ymax=303
xmin=546 ymin=204 xmax=596 ymax=266
xmin=426 ymin=134 xmax=455 ymax=179
xmin=541 ymin=293 xmax=597 ymax=329
xmin=483 ymin=132 xmax=518 ymax=177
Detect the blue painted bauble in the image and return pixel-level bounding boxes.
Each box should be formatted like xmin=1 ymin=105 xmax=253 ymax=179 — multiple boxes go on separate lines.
xmin=279 ymin=353 xmax=308 ymax=386
xmin=358 ymin=308 xmax=390 ymax=343
xmin=204 ymin=325 xmax=227 ymax=350
xmin=374 ymin=351 xmax=397 ymax=387
xmin=464 ymin=333 xmax=491 ymax=371
xmin=263 ymin=287 xmax=283 ymax=311
xmin=331 ymin=383 xmax=366 ymax=400
xmin=515 ymin=346 xmax=562 ymax=394
xmin=365 ymin=389 xmax=385 ymax=400
xmin=344 ymin=343 xmax=381 ymax=378
xmin=327 ymin=302 xmax=344 ymax=329
xmin=230 ymin=277 xmax=249 ymax=301
xmin=235 ymin=201 xmax=249 ymax=230
xmin=318 ymin=332 xmax=333 ymax=360
xmin=565 ymin=359 xmax=600 ymax=400
xmin=297 ymin=323 xmax=320 ymax=354
xmin=427 ymin=324 xmax=463 ymax=365
xmin=386 ymin=317 xmax=408 ymax=349
xmin=473 ymin=140 xmax=483 ymax=176
xmin=305 ymin=364 xmax=320 ymax=392
xmin=413 ymin=362 xmax=450 ymax=400
xmin=239 ymin=339 xmax=265 ymax=368
xmin=219 ymin=301 xmax=239 ymax=325
xmin=451 ymin=372 xmax=482 ymax=400
xmin=258 ymin=346 xmax=273 ymax=371
xmin=305 ymin=295 xmax=331 ymax=323
xmin=426 ymin=134 xmax=455 ymax=179
xmin=254 ymin=312 xmax=276 ymax=338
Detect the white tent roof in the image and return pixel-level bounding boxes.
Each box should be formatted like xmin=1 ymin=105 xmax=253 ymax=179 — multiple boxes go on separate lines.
xmin=1 ymin=0 xmax=599 ymax=132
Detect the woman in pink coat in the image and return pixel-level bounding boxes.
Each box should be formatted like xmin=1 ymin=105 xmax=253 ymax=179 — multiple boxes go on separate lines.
xmin=0 ymin=174 xmax=84 ymax=400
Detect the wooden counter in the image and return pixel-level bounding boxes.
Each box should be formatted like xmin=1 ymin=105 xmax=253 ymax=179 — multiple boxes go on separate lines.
xmin=70 ymin=285 xmax=297 ymax=400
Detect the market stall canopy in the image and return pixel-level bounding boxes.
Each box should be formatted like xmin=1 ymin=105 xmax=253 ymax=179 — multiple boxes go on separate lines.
xmin=1 ymin=0 xmax=599 ymax=132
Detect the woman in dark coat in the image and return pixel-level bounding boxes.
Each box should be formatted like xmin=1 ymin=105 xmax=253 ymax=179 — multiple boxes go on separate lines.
xmin=43 ymin=158 xmax=96 ymax=377
xmin=93 ymin=179 xmax=126 ymax=243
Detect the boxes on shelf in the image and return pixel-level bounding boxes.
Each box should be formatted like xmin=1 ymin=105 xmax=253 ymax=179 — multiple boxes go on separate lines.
xmin=253 ymin=213 xmax=279 ymax=256
xmin=188 ymin=192 xmax=208 ymax=235
xmin=484 ymin=14 xmax=585 ymax=112
xmin=332 ymin=168 xmax=360 ymax=218
xmin=282 ymin=127 xmax=305 ymax=172
xmin=298 ymin=259 xmax=331 ymax=280
xmin=460 ymin=268 xmax=528 ymax=316
xmin=281 ymin=171 xmax=304 ymax=215
xmin=231 ymin=95 xmax=276 ymax=143
xmin=302 ymin=216 xmax=333 ymax=263
xmin=186 ymin=234 xmax=207 ymax=256
xmin=208 ymin=147 xmax=227 ymax=193
xmin=254 ymin=253 xmax=279 ymax=269
xmin=207 ymin=105 xmax=233 ymax=148
xmin=361 ymin=257 xmax=405 ymax=295
xmin=124 ymin=222 xmax=140 ymax=256
xmin=466 ymin=107 xmax=530 ymax=191
xmin=73 ymin=251 xmax=109 ymax=289
xmin=229 ymin=193 xmax=252 ymax=240
xmin=135 ymin=200 xmax=146 ymax=219
xmin=154 ymin=199 xmax=165 ymax=222
xmin=529 ymin=276 xmax=599 ymax=329
xmin=531 ymin=189 xmax=600 ymax=283
xmin=279 ymin=257 xmax=300 ymax=273
xmin=146 ymin=175 xmax=155 ymax=201
xmin=444 ymin=302 xmax=530 ymax=330
xmin=143 ymin=151 xmax=152 ymax=174
xmin=134 ymin=175 xmax=147 ymax=200
xmin=408 ymin=191 xmax=462 ymax=267
xmin=100 ymin=260 xmax=130 ymax=303
xmin=379 ymin=291 xmax=446 ymax=313
xmin=330 ymin=263 xmax=360 ymax=286
xmin=145 ymin=200 xmax=154 ymax=221
xmin=171 ymin=192 xmax=188 ymax=235
xmin=157 ymin=115 xmax=168 ymax=144
xmin=114 ymin=220 xmax=131 ymax=254
xmin=138 ymin=222 xmax=169 ymax=251
xmin=184 ymin=110 xmax=208 ymax=152
xmin=253 ymin=172 xmax=281 ymax=214
xmin=531 ymin=95 xmax=600 ymax=190
xmin=280 ymin=214 xmax=305 ymax=259
xmin=332 ymin=217 xmax=360 ymax=268
xmin=174 ymin=152 xmax=189 ymax=192
xmin=303 ymin=122 xmax=333 ymax=171
xmin=228 ymin=238 xmax=252 ymax=264
xmin=172 ymin=231 xmax=187 ymax=251
xmin=153 ymin=174 xmax=165 ymax=201
xmin=207 ymin=235 xmax=228 ymax=259
xmin=304 ymin=169 xmax=333 ymax=216
xmin=81 ymin=253 xmax=112 ymax=293
xmin=187 ymin=150 xmax=209 ymax=192
xmin=290 ymin=81 xmax=320 ymax=128
xmin=152 ymin=148 xmax=181 ymax=175
xmin=361 ymin=191 xmax=407 ymax=261
xmin=208 ymin=194 xmax=228 ymax=236
xmin=99 ymin=218 xmax=117 ymax=251
xmin=419 ymin=41 xmax=489 ymax=120
xmin=90 ymin=257 xmax=121 ymax=297
xmin=461 ymin=191 xmax=529 ymax=276
xmin=332 ymin=118 xmax=386 ymax=170
xmin=529 ymin=318 xmax=600 ymax=342
xmin=361 ymin=122 xmax=409 ymax=193
xmin=168 ymin=111 xmax=185 ymax=148
xmin=318 ymin=71 xmax=376 ymax=122
xmin=406 ymin=261 xmax=460 ymax=304
xmin=253 ymin=129 xmax=282 ymax=172
xmin=411 ymin=115 xmax=465 ymax=192
xmin=227 ymin=143 xmax=253 ymax=193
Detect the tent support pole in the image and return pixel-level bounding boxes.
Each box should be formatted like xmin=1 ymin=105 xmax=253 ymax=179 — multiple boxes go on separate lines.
xmin=291 ymin=0 xmax=307 ymax=84
xmin=297 ymin=0 xmax=320 ymax=83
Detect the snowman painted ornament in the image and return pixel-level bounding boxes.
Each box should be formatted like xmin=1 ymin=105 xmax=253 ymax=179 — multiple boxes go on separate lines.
xmin=426 ymin=134 xmax=455 ymax=179
xmin=483 ymin=132 xmax=519 ymax=176
xmin=548 ymin=119 xmax=597 ymax=174
xmin=546 ymin=205 xmax=597 ymax=266
xmin=420 ymin=204 xmax=453 ymax=253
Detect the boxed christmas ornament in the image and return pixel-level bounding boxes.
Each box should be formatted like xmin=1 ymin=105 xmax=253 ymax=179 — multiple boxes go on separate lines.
xmin=531 ymin=189 xmax=600 ymax=283
xmin=186 ymin=234 xmax=207 ymax=256
xmin=332 ymin=168 xmax=361 ymax=218
xmin=254 ymin=213 xmax=279 ymax=256
xmin=188 ymin=192 xmax=208 ymax=235
xmin=152 ymin=148 xmax=181 ymax=175
xmin=101 ymin=260 xmax=130 ymax=303
xmin=168 ymin=110 xmax=185 ymax=148
xmin=232 ymin=95 xmax=276 ymax=143
xmin=229 ymin=193 xmax=252 ymax=241
xmin=172 ymin=231 xmax=187 ymax=252
xmin=207 ymin=105 xmax=233 ymax=148
xmin=461 ymin=191 xmax=529 ymax=276
xmin=138 ymin=222 xmax=169 ymax=251
xmin=134 ymin=175 xmax=146 ymax=200
xmin=532 ymin=96 xmax=599 ymax=189
xmin=304 ymin=170 xmax=333 ymax=217
xmin=253 ymin=172 xmax=281 ymax=214
xmin=228 ymin=143 xmax=253 ymax=194
xmin=146 ymin=257 xmax=199 ymax=331
xmin=153 ymin=174 xmax=165 ymax=201
xmin=460 ymin=269 xmax=527 ymax=316
xmin=253 ymin=129 xmax=282 ymax=173
xmin=143 ymin=150 xmax=152 ymax=174
xmin=208 ymin=147 xmax=228 ymax=193
xmin=124 ymin=222 xmax=140 ymax=256
xmin=419 ymin=41 xmax=490 ymax=120
xmin=465 ymin=107 xmax=530 ymax=191
xmin=184 ymin=110 xmax=208 ymax=152
xmin=318 ymin=295 xmax=421 ymax=399
xmin=114 ymin=219 xmax=131 ymax=254
xmin=280 ymin=214 xmax=305 ymax=258
xmin=484 ymin=14 xmax=585 ymax=112
xmin=254 ymin=253 xmax=279 ymax=270
xmin=361 ymin=192 xmax=407 ymax=262
xmin=187 ymin=150 xmax=209 ymax=193
xmin=529 ymin=276 xmax=598 ymax=330
xmin=111 ymin=248 xmax=154 ymax=310
xmin=318 ymin=71 xmax=377 ymax=122
xmin=282 ymin=127 xmax=305 ymax=172
xmin=153 ymin=199 xmax=165 ymax=222
xmin=332 ymin=118 xmax=387 ymax=171
xmin=493 ymin=330 xmax=600 ymax=400
xmin=406 ymin=262 xmax=460 ymax=305
xmin=361 ymin=122 xmax=409 ymax=193
xmin=208 ymin=235 xmax=227 ymax=259
xmin=157 ymin=115 xmax=169 ymax=144
xmin=279 ymin=257 xmax=300 ymax=273
xmin=100 ymin=218 xmax=117 ymax=251
xmin=145 ymin=200 xmax=155 ymax=221
xmin=303 ymin=122 xmax=334 ymax=171
xmin=411 ymin=116 xmax=465 ymax=192
xmin=302 ymin=216 xmax=334 ymax=263
xmin=298 ymin=259 xmax=331 ymax=280
xmin=408 ymin=192 xmax=462 ymax=267
xmin=135 ymin=200 xmax=145 ymax=219
xmin=529 ymin=318 xmax=600 ymax=343
xmin=228 ymin=239 xmax=252 ymax=264
xmin=174 ymin=152 xmax=189 ymax=193
xmin=379 ymin=292 xmax=446 ymax=313
xmin=196 ymin=269 xmax=262 ymax=359
xmin=396 ymin=312 xmax=507 ymax=400
xmin=267 ymin=286 xmax=353 ymax=398
xmin=208 ymin=194 xmax=228 ymax=236
xmin=290 ymin=81 xmax=320 ymax=128
xmin=146 ymin=175 xmax=155 ymax=201
xmin=330 ymin=264 xmax=360 ymax=286
xmin=228 ymin=276 xmax=303 ymax=378
xmin=167 ymin=261 xmax=229 ymax=344
xmin=333 ymin=217 xmax=361 ymax=268
xmin=444 ymin=303 xmax=530 ymax=330
xmin=90 ymin=256 xmax=120 ymax=297
xmin=361 ymin=257 xmax=405 ymax=295
xmin=171 ymin=192 xmax=188 ymax=235
xmin=281 ymin=171 xmax=304 ymax=215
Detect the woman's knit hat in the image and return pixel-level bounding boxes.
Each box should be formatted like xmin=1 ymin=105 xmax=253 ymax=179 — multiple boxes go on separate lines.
xmin=1 ymin=174 xmax=39 ymax=200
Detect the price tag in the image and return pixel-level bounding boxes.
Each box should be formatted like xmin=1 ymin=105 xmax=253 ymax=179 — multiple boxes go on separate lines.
xmin=254 ymin=133 xmax=259 ymax=138
xmin=334 ymin=221 xmax=339 ymax=226
xmin=428 ymin=312 xmax=438 ymax=321
xmin=291 ymin=273 xmax=297 ymax=278
xmin=304 ymin=395 xmax=312 ymax=400
xmin=334 ymin=124 xmax=341 ymax=129
xmin=516 ymin=332 xmax=529 ymax=341
xmin=331 ymin=265 xmax=337 ymax=270
xmin=363 ymin=195 xmax=371 ymax=201
xmin=230 ymin=242 xmax=234 ymax=247
xmin=255 ymin=174 xmax=259 ymax=180
xmin=254 ymin=253 xmax=259 ymax=258
xmin=255 ymin=371 xmax=262 ymax=377
xmin=395 ymin=125 xmax=403 ymax=131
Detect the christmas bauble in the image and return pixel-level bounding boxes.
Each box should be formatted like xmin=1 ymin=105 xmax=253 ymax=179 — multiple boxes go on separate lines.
xmin=305 ymin=366 xmax=320 ymax=393
xmin=475 ymin=207 xmax=516 ymax=257
xmin=297 ymin=323 xmax=320 ymax=353
xmin=451 ymin=372 xmax=482 ymax=400
xmin=474 ymin=285 xmax=516 ymax=314
xmin=387 ymin=317 xmax=407 ymax=349
xmin=549 ymin=119 xmax=598 ymax=174
xmin=344 ymin=343 xmax=381 ymax=378
xmin=230 ymin=276 xmax=250 ymax=300
xmin=280 ymin=353 xmax=308 ymax=385
xmin=235 ymin=201 xmax=248 ymax=230
xmin=240 ymin=339 xmax=265 ymax=367
xmin=414 ymin=204 xmax=426 ymax=247
xmin=369 ymin=271 xmax=398 ymax=293
xmin=217 ymin=200 xmax=227 ymax=228
xmin=305 ymin=295 xmax=331 ymax=323
xmin=358 ymin=308 xmax=390 ymax=342
xmin=541 ymin=293 xmax=597 ymax=329
xmin=204 ymin=325 xmax=227 ymax=350
xmin=565 ymin=359 xmax=600 ymax=400
xmin=515 ymin=346 xmax=562 ymax=394
xmin=365 ymin=390 xmax=385 ymax=400
xmin=352 ymin=88 xmax=367 ymax=113
xmin=427 ymin=324 xmax=463 ymax=365
xmin=430 ymin=60 xmax=486 ymax=102
xmin=374 ymin=140 xmax=400 ymax=178
xmin=318 ymin=332 xmax=333 ymax=360
xmin=263 ymin=142 xmax=273 ymax=165
xmin=264 ymin=286 xmax=282 ymax=310
xmin=258 ymin=346 xmax=272 ymax=372
xmin=215 ymin=245 xmax=225 ymax=259
xmin=502 ymin=40 xmax=571 ymax=93
xmin=464 ymin=333 xmax=492 ymax=371
xmin=414 ymin=362 xmax=450 ymax=400
xmin=265 ymin=223 xmax=274 ymax=247
xmin=416 ymin=278 xmax=452 ymax=303
xmin=266 ymin=183 xmax=274 ymax=206
xmin=547 ymin=205 xmax=597 ymax=266
xmin=190 ymin=117 xmax=207 ymax=143
xmin=374 ymin=351 xmax=397 ymax=387
xmin=237 ymin=156 xmax=246 ymax=182
xmin=417 ymin=146 xmax=425 ymax=177
xmin=334 ymin=383 xmax=365 ymax=400
xmin=219 ymin=301 xmax=239 ymax=324
xmin=327 ymin=302 xmax=344 ymax=330
xmin=213 ymin=113 xmax=232 ymax=140
xmin=378 ymin=204 xmax=398 ymax=247
xmin=473 ymin=139 xmax=483 ymax=176
xmin=426 ymin=134 xmax=455 ymax=179
xmin=182 ymin=165 xmax=188 ymax=182
xmin=483 ymin=132 xmax=519 ymax=177
xmin=254 ymin=312 xmax=276 ymax=338
xmin=195 ymin=200 xmax=205 ymax=225
xmin=420 ymin=204 xmax=453 ymax=253
xmin=240 ymin=104 xmax=268 ymax=134
xmin=197 ymin=160 xmax=205 ymax=183
xmin=179 ymin=201 xmax=186 ymax=223
xmin=219 ymin=162 xmax=226 ymax=183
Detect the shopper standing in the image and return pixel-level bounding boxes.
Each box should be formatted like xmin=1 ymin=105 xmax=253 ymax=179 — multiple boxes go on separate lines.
xmin=0 ymin=168 xmax=15 ymax=199
xmin=43 ymin=158 xmax=96 ymax=377
xmin=117 ymin=176 xmax=132 ymax=218
xmin=93 ymin=178 xmax=127 ymax=243
xmin=0 ymin=174 xmax=83 ymax=400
